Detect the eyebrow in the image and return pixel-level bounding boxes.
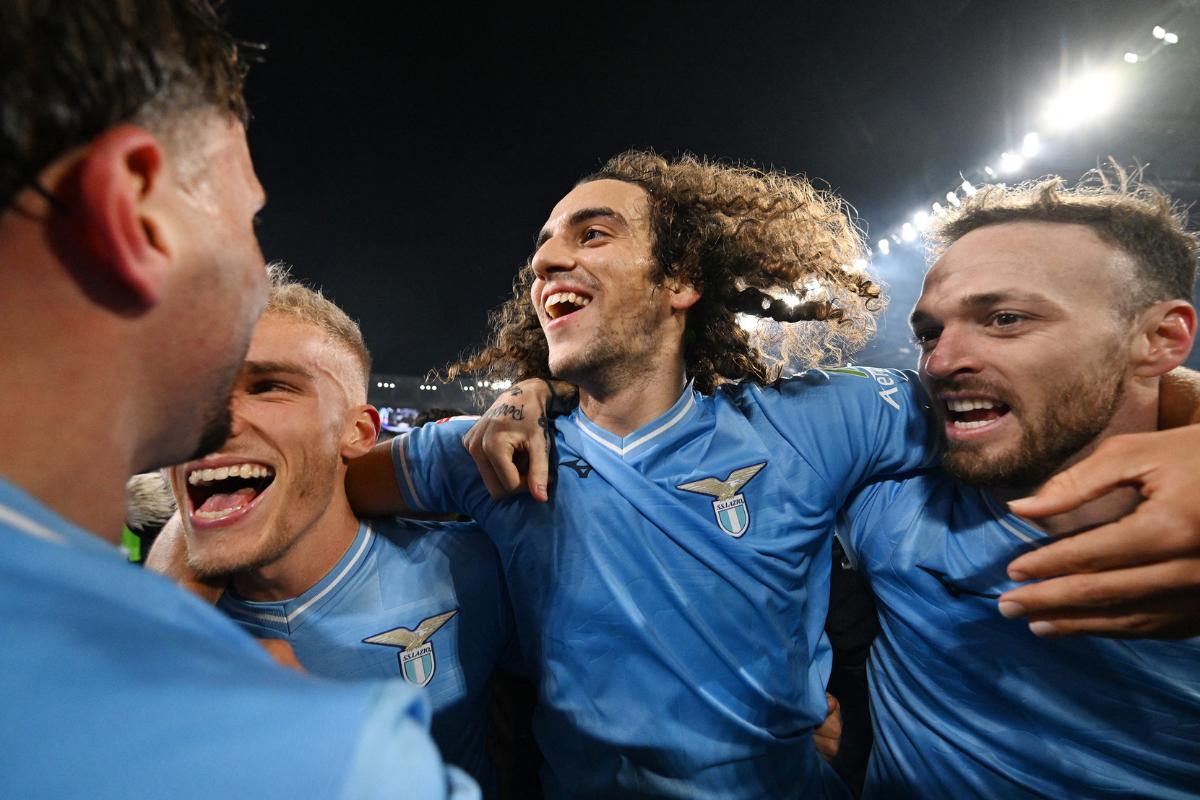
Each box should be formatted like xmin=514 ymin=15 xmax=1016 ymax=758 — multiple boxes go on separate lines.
xmin=909 ymin=290 xmax=1057 ymax=328
xmin=242 ymin=360 xmax=313 ymax=380
xmin=535 ymin=206 xmax=630 ymax=250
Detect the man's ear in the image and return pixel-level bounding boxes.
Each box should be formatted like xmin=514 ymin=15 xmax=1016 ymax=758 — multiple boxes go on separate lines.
xmin=69 ymin=125 xmax=170 ymax=307
xmin=666 ymin=280 xmax=701 ymax=312
xmin=1132 ymin=300 xmax=1196 ymax=378
xmin=341 ymin=404 xmax=382 ymax=460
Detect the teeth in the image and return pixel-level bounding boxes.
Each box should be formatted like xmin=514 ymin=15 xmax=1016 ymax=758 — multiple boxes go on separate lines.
xmin=187 ymin=463 xmax=273 ymax=485
xmin=543 ymin=291 xmax=592 ymax=311
xmin=946 ymin=398 xmax=996 ymax=413
xmin=194 ymin=507 xmax=243 ymax=520
xmin=953 ymin=418 xmax=995 ymax=430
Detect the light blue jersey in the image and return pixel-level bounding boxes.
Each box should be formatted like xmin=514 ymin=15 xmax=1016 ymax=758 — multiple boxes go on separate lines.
xmin=220 ymin=520 xmax=514 ymax=794
xmin=0 ymin=478 xmax=477 ymax=800
xmin=394 ymin=369 xmax=937 ymax=799
xmin=839 ymin=472 xmax=1200 ymax=799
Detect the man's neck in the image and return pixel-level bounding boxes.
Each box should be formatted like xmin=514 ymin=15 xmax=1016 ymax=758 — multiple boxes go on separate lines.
xmin=576 ymin=357 xmax=690 ymax=438
xmin=230 ymin=494 xmax=362 ymax=602
xmin=999 ymin=386 xmax=1157 ymax=536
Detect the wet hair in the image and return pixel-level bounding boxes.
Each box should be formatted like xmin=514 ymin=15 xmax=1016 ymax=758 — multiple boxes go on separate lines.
xmin=1 ymin=0 xmax=255 ymax=205
xmin=264 ymin=263 xmax=373 ymax=393
xmin=451 ymin=150 xmax=881 ymax=393
xmin=927 ymin=166 xmax=1198 ymax=316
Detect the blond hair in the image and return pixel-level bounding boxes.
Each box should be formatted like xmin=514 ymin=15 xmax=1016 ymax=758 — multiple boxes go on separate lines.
xmin=264 ymin=263 xmax=372 ymax=390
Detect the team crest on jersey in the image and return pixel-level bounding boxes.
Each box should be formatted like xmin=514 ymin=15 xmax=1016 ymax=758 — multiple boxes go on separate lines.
xmin=677 ymin=462 xmax=767 ymax=537
xmin=362 ymin=609 xmax=458 ymax=688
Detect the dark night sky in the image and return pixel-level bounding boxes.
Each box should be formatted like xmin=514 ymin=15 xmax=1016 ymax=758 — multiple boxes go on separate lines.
xmin=226 ymin=1 xmax=1200 ymax=376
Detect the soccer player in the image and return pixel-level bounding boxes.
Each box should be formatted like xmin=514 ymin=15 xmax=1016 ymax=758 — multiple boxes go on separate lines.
xmin=349 ymin=152 xmax=1200 ymax=799
xmin=350 ymin=152 xmax=948 ymax=799
xmin=837 ymin=175 xmax=1200 ymax=798
xmin=155 ymin=268 xmax=514 ymax=794
xmin=0 ymin=3 xmax=473 ymax=797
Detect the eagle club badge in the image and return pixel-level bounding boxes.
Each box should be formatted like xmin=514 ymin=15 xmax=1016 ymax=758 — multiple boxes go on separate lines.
xmin=677 ymin=462 xmax=767 ymax=537
xmin=362 ymin=609 xmax=458 ymax=688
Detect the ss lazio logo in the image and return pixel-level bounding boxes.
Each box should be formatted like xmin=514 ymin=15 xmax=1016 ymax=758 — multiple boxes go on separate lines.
xmin=362 ymin=609 xmax=457 ymax=688
xmin=677 ymin=462 xmax=767 ymax=537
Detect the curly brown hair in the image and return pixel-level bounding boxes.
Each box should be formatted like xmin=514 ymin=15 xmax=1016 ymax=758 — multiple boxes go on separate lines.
xmin=450 ymin=150 xmax=881 ymax=393
xmin=927 ymin=166 xmax=1198 ymax=317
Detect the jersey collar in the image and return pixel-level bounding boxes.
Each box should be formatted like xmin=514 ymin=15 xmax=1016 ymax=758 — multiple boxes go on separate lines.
xmin=567 ymin=379 xmax=700 ymax=459
xmin=0 ymin=476 xmax=124 ymax=557
xmin=220 ymin=521 xmax=375 ymax=634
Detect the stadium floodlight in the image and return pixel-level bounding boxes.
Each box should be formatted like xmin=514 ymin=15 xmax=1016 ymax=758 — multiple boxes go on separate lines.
xmin=900 ymin=223 xmax=917 ymax=242
xmin=1043 ymin=68 xmax=1121 ymax=130
xmin=1164 ymin=32 xmax=1179 ymax=44
xmin=1021 ymin=132 xmax=1040 ymax=158
xmin=878 ymin=239 xmax=891 ymax=256
xmin=913 ymin=210 xmax=931 ymax=231
xmin=946 ymin=191 xmax=961 ymax=208
xmin=983 ymin=165 xmax=997 ymax=177
xmin=960 ymin=180 xmax=977 ymax=197
xmin=999 ymin=151 xmax=1024 ymax=174
xmin=932 ymin=202 xmax=944 ymax=215
xmin=1124 ymin=52 xmax=1140 ymax=64
xmin=1153 ymin=25 xmax=1166 ymax=39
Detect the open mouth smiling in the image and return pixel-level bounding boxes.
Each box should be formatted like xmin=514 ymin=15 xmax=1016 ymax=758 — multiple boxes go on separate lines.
xmin=944 ymin=397 xmax=1011 ymax=431
xmin=543 ymin=290 xmax=592 ymax=320
xmin=186 ymin=462 xmax=275 ymax=522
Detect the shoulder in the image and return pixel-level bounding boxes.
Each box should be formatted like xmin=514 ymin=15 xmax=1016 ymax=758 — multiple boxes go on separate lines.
xmin=369 ymin=518 xmax=501 ymax=572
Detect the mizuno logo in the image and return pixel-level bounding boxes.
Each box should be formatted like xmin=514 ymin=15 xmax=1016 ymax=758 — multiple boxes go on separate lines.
xmin=677 ymin=462 xmax=767 ymax=538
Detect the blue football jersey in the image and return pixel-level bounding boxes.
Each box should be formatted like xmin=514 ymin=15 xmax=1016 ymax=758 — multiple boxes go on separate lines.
xmin=394 ymin=369 xmax=937 ymax=799
xmin=839 ymin=472 xmax=1200 ymax=799
xmin=220 ymin=520 xmax=514 ymax=793
xmin=0 ymin=478 xmax=478 ymax=800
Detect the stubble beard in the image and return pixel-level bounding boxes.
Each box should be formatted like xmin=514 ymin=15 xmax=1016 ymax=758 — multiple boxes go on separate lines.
xmin=941 ymin=358 xmax=1127 ymax=490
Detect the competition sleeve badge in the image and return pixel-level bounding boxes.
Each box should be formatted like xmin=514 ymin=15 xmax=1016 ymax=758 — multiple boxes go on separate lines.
xmin=363 ymin=609 xmax=458 ymax=687
xmin=677 ymin=462 xmax=767 ymax=538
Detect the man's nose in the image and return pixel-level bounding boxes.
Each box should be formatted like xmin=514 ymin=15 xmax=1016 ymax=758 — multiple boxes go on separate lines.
xmin=530 ymin=235 xmax=575 ymax=279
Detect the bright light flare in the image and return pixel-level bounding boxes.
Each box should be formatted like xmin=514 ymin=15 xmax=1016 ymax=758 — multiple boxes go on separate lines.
xmin=912 ymin=210 xmax=931 ymax=231
xmin=1124 ymin=52 xmax=1139 ymax=64
xmin=960 ymin=180 xmax=976 ymax=197
xmin=1043 ymin=69 xmax=1122 ymax=130
xmin=999 ymin=151 xmax=1024 ymax=174
xmin=1021 ymin=132 xmax=1040 ymax=158
xmin=900 ymin=223 xmax=917 ymax=242
xmin=983 ymin=165 xmax=997 ymax=177
xmin=945 ymin=191 xmax=961 ymax=208
xmin=853 ymin=258 xmax=869 ymax=271
xmin=737 ymin=313 xmax=759 ymax=333
xmin=1165 ymin=32 xmax=1179 ymax=45
xmin=877 ymin=239 xmax=891 ymax=256
xmin=1153 ymin=25 xmax=1166 ymax=39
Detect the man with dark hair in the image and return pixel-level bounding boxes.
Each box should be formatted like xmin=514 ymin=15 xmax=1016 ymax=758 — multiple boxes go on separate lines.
xmin=350 ymin=153 xmax=1200 ymax=799
xmin=350 ymin=152 xmax=945 ymax=799
xmin=0 ymin=3 xmax=474 ymax=797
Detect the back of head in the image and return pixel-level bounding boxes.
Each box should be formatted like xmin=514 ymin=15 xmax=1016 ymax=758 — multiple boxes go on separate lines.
xmin=927 ymin=166 xmax=1199 ymax=316
xmin=264 ymin=263 xmax=373 ymax=399
xmin=455 ymin=150 xmax=882 ymax=393
xmin=1 ymin=0 xmax=251 ymax=206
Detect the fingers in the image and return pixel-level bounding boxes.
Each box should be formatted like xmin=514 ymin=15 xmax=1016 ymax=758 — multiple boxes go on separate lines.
xmin=1007 ymin=436 xmax=1153 ymax=519
xmin=814 ymin=692 xmax=842 ymax=762
xmin=1007 ymin=506 xmax=1192 ymax=581
xmin=466 ymin=434 xmax=521 ymax=500
xmin=998 ymin=559 xmax=1200 ymax=638
xmin=526 ymin=432 xmax=551 ymax=503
